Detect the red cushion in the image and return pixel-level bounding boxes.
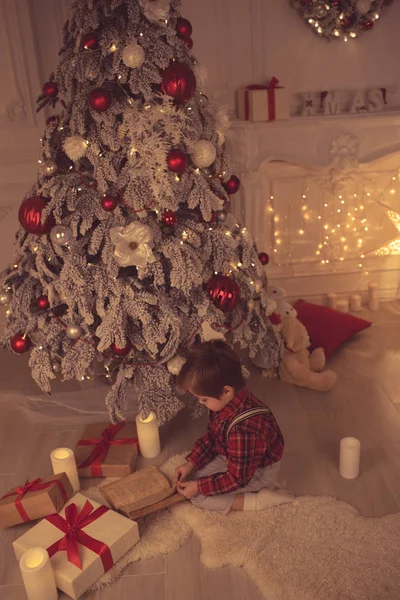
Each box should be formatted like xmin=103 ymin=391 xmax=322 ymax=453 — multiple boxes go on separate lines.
xmin=293 ymin=299 xmax=372 ymax=358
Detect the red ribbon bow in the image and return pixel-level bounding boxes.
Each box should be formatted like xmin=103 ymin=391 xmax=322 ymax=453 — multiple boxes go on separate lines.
xmin=76 ymin=422 xmax=139 ymax=477
xmin=46 ymin=500 xmax=113 ymax=572
xmin=1 ymin=477 xmax=68 ymax=522
xmin=244 ymin=77 xmax=281 ymax=121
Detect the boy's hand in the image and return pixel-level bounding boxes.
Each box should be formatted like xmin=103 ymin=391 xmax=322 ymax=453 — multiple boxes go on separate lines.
xmin=177 ymin=480 xmax=199 ymax=499
xmin=174 ymin=461 xmax=194 ymax=485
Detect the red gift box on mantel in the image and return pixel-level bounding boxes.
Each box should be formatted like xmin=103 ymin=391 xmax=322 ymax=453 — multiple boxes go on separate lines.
xmin=0 ymin=473 xmax=73 ymax=528
xmin=13 ymin=493 xmax=140 ymax=600
xmin=74 ymin=422 xmax=139 ymax=478
xmin=237 ymin=77 xmax=290 ymax=122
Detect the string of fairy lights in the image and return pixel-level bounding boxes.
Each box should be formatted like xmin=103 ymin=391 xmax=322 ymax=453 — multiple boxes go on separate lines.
xmin=263 ymin=168 xmax=400 ymax=273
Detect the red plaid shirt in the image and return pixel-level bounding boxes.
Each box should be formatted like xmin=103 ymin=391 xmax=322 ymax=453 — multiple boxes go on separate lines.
xmin=186 ymin=388 xmax=284 ymax=496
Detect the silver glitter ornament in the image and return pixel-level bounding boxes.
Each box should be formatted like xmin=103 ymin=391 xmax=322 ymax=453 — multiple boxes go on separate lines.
xmin=42 ymin=160 xmax=57 ymax=176
xmin=50 ymin=225 xmax=73 ymax=247
xmin=315 ymin=3 xmax=328 ymax=18
xmin=216 ymin=209 xmax=228 ymax=223
xmin=0 ymin=291 xmax=11 ymax=306
xmin=122 ymin=44 xmax=145 ymax=68
xmin=192 ymin=140 xmax=217 ymax=169
xmin=66 ymin=324 xmax=83 ymax=340
xmin=52 ymin=359 xmax=62 ymax=374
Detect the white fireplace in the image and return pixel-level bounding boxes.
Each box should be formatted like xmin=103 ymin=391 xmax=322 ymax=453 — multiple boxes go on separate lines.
xmin=227 ymin=113 xmax=400 ymax=303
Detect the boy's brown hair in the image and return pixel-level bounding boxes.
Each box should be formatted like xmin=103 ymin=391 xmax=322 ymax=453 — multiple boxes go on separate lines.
xmin=177 ymin=340 xmax=245 ymax=399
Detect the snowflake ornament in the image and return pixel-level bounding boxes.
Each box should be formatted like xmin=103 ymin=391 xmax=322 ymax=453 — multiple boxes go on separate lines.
xmin=63 ymin=135 xmax=88 ymax=161
xmin=110 ymin=222 xmax=156 ymax=268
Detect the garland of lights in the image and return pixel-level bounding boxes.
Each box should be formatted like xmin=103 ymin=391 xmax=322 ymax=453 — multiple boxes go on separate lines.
xmin=291 ymin=0 xmax=394 ymax=41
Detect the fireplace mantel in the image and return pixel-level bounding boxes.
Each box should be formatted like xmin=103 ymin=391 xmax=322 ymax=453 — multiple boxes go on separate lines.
xmin=226 ymin=113 xmax=400 ymax=303
xmin=227 ymin=112 xmax=400 ymax=172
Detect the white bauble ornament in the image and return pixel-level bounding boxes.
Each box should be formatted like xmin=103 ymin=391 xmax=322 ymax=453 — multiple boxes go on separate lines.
xmin=122 ymin=44 xmax=145 ymax=68
xmin=192 ymin=140 xmax=217 ymax=168
xmin=63 ymin=136 xmax=88 ymax=161
xmin=167 ymin=355 xmax=186 ymax=376
xmin=66 ymin=324 xmax=83 ymax=340
xmin=0 ymin=291 xmax=11 ymax=306
xmin=52 ymin=359 xmax=62 ymax=374
xmin=50 ymin=226 xmax=73 ymax=247
xmin=356 ymin=0 xmax=372 ymax=13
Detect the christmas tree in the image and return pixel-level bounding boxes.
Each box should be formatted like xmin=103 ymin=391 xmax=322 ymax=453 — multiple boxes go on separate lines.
xmin=0 ymin=0 xmax=282 ymax=424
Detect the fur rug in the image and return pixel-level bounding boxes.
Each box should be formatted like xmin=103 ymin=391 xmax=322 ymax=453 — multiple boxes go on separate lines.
xmin=85 ymin=453 xmax=400 ymax=600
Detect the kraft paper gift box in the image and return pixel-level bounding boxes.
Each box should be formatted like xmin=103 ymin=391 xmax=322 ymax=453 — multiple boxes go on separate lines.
xmin=13 ymin=492 xmax=140 ymax=600
xmin=238 ymin=77 xmax=290 ymax=122
xmin=0 ymin=473 xmax=73 ymax=528
xmin=74 ymin=422 xmax=139 ymax=478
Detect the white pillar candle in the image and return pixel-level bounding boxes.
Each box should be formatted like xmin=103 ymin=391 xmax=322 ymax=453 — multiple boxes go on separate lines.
xmin=136 ymin=411 xmax=161 ymax=459
xmin=19 ymin=547 xmax=58 ymax=600
xmin=368 ymin=282 xmax=380 ymax=311
xmin=50 ymin=448 xmax=80 ymax=492
xmin=336 ymin=299 xmax=349 ymax=313
xmin=350 ymin=294 xmax=362 ymax=312
xmin=339 ymin=437 xmax=361 ymax=479
xmin=326 ymin=293 xmax=337 ymax=309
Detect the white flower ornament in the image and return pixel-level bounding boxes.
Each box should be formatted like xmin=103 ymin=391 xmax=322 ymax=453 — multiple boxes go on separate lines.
xmin=110 ymin=222 xmax=156 ymax=268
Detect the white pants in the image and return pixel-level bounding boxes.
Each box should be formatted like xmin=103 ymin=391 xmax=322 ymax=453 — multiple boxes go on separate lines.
xmin=191 ymin=455 xmax=282 ymax=515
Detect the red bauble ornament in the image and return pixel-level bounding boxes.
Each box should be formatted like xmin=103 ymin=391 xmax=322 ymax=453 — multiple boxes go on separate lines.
xmin=81 ymin=32 xmax=98 ymax=50
xmin=176 ymin=17 xmax=193 ymax=40
xmin=10 ymin=333 xmax=31 ymax=354
xmin=222 ymin=175 xmax=241 ymax=195
xmin=362 ymin=20 xmax=374 ymax=30
xmin=89 ymin=88 xmax=112 ymax=112
xmin=36 ymin=295 xmax=50 ymax=310
xmin=184 ymin=38 xmax=193 ymax=49
xmin=101 ymin=195 xmax=119 ymax=212
xmin=167 ymin=149 xmax=189 ymax=173
xmin=161 ymin=63 xmax=196 ymax=104
xmin=162 ymin=210 xmax=177 ymax=227
xmin=342 ymin=14 xmax=355 ymax=28
xmin=18 ymin=196 xmax=55 ymax=235
xmin=258 ymin=252 xmax=270 ymax=266
xmin=269 ymin=313 xmax=282 ymax=326
xmin=208 ymin=210 xmax=216 ymax=223
xmin=110 ymin=339 xmax=132 ymax=357
xmin=43 ymin=82 xmax=58 ymax=98
xmin=206 ymin=275 xmax=241 ymax=313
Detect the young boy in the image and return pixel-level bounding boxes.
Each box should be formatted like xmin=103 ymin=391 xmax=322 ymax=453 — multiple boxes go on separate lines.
xmin=174 ymin=340 xmax=293 ymax=514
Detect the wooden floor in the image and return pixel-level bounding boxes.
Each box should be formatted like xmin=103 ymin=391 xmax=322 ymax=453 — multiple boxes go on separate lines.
xmin=1 ymin=302 xmax=400 ymax=600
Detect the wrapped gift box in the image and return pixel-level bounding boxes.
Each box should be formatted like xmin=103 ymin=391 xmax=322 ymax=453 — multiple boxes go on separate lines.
xmin=238 ymin=78 xmax=290 ymax=122
xmin=13 ymin=492 xmax=140 ymax=600
xmin=0 ymin=473 xmax=73 ymax=528
xmin=74 ymin=422 xmax=139 ymax=478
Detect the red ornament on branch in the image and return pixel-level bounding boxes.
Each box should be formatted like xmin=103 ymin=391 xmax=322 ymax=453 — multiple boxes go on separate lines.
xmin=162 ymin=210 xmax=177 ymax=227
xmin=206 ymin=275 xmax=241 ymax=313
xmin=36 ymin=295 xmax=50 ymax=310
xmin=110 ymin=340 xmax=132 ymax=357
xmin=81 ymin=32 xmax=98 ymax=50
xmin=46 ymin=115 xmax=58 ymax=126
xmin=18 ymin=196 xmax=55 ymax=235
xmin=258 ymin=252 xmax=270 ymax=266
xmin=176 ymin=17 xmax=193 ymax=40
xmin=362 ymin=20 xmax=374 ymax=30
xmin=167 ymin=150 xmax=188 ymax=173
xmin=89 ymin=88 xmax=112 ymax=112
xmin=222 ymin=175 xmax=241 ymax=195
xmin=161 ymin=63 xmax=196 ymax=104
xmin=207 ymin=210 xmax=216 ymax=223
xmin=10 ymin=333 xmax=31 ymax=354
xmin=184 ymin=39 xmax=193 ymax=50
xmin=43 ymin=82 xmax=58 ymax=98
xmin=101 ymin=195 xmax=119 ymax=212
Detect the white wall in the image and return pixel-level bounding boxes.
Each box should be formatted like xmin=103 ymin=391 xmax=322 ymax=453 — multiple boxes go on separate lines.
xmin=182 ymin=0 xmax=400 ymax=110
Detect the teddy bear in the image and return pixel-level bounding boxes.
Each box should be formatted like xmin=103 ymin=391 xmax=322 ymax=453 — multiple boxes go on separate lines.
xmin=253 ymin=283 xmax=336 ymax=391
xmin=279 ymin=313 xmax=337 ymax=392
